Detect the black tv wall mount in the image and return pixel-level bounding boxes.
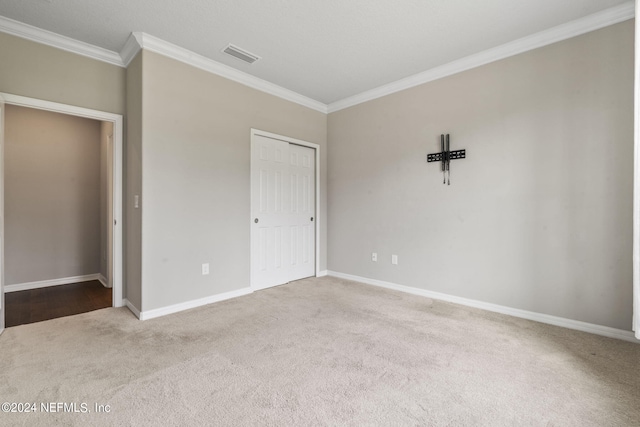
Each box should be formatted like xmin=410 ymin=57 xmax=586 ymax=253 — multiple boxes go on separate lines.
xmin=427 ymin=134 xmax=465 ymax=185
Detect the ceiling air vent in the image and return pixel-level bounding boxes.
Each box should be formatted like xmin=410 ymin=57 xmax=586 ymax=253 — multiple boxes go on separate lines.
xmin=222 ymin=44 xmax=261 ymax=64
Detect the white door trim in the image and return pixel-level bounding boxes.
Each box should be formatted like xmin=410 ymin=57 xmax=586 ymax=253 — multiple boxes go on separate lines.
xmin=0 ymin=93 xmax=124 ymax=308
xmin=634 ymin=0 xmax=640 ymax=340
xmin=250 ymin=128 xmax=321 ymax=287
xmin=0 ymin=94 xmax=5 ymax=334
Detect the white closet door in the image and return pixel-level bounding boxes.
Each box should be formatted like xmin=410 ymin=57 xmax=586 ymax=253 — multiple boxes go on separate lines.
xmin=251 ymin=135 xmax=291 ymax=290
xmin=251 ymin=134 xmax=316 ymax=290
xmin=288 ymin=144 xmax=315 ymax=281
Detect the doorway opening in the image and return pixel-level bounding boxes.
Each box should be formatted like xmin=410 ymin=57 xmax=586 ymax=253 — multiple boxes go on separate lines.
xmin=0 ymin=93 xmax=124 ymax=331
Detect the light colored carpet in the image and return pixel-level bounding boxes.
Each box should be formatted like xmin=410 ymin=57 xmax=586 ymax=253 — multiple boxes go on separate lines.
xmin=0 ymin=276 xmax=638 ymax=426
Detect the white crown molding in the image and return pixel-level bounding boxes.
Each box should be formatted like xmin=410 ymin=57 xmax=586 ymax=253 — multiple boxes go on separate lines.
xmin=4 ymin=274 xmax=101 ymax=293
xmin=0 ymin=15 xmax=124 ymax=67
xmin=328 ymin=1 xmax=635 ymax=113
xmin=127 ymin=32 xmax=328 ymax=113
xmin=138 ymin=287 xmax=253 ymax=321
xmin=120 ymin=32 xmax=143 ymax=66
xmin=327 ymin=271 xmax=639 ymax=343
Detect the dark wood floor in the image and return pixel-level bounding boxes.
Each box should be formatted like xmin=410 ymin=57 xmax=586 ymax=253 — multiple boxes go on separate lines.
xmin=5 ymin=280 xmax=112 ymax=327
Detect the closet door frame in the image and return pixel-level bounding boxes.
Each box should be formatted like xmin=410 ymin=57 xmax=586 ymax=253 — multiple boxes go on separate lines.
xmin=250 ymin=129 xmax=320 ymax=290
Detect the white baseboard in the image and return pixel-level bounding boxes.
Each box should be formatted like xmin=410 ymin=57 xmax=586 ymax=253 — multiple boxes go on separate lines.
xmin=327 ymin=271 xmax=638 ymax=343
xmin=123 ymin=299 xmax=141 ymax=319
xmin=4 ymin=274 xmax=102 ymax=293
xmin=317 ymin=270 xmax=328 ymax=277
xmin=139 ymin=287 xmax=253 ymax=321
xmin=98 ymin=274 xmax=110 ymax=288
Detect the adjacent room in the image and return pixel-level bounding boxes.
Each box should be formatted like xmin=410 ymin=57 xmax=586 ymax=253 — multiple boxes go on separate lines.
xmin=0 ymin=0 xmax=638 ymax=425
xmin=3 ymin=105 xmax=114 ymax=326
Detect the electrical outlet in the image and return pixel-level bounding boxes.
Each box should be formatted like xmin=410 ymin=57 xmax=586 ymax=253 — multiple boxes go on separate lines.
xmin=202 ymin=263 xmax=210 ymax=275
xmin=372 ymin=252 xmax=377 ymax=262
xmin=134 ymin=195 xmax=140 ymax=209
xmin=392 ymin=255 xmax=398 ymax=265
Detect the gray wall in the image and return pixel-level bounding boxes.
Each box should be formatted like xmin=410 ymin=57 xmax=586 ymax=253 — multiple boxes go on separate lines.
xmin=5 ymin=105 xmax=102 ymax=284
xmin=327 ymin=21 xmax=634 ymax=330
xmin=0 ymin=32 xmax=125 ymax=115
xmin=139 ymin=50 xmax=327 ymax=311
xmin=125 ymin=52 xmax=143 ymax=310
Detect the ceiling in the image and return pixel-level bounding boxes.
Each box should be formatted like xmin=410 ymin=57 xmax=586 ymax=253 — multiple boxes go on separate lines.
xmin=0 ymin=0 xmax=631 ymax=105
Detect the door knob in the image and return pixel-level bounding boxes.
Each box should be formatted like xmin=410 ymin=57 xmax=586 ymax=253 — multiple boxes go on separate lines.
xmin=254 ymin=218 xmax=259 ymax=223
xmin=310 ymin=217 xmax=314 ymax=222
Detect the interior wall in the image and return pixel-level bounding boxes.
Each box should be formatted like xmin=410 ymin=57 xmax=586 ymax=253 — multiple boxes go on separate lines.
xmin=327 ymin=21 xmax=634 ymax=330
xmin=4 ymin=105 xmax=102 ymax=285
xmin=125 ymin=52 xmax=143 ymax=310
xmin=140 ymin=50 xmax=327 ymax=311
xmin=0 ymin=32 xmax=125 ymax=115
